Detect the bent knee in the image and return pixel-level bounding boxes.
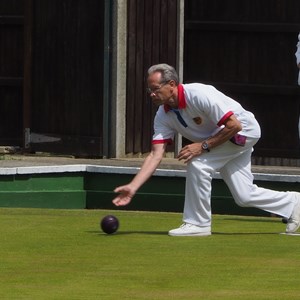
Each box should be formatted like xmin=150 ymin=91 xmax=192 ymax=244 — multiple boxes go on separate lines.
xmin=234 ymin=195 xmax=252 ymax=207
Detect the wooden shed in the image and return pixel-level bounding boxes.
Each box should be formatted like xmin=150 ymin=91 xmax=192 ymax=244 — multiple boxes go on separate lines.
xmin=0 ymin=0 xmax=299 ymax=165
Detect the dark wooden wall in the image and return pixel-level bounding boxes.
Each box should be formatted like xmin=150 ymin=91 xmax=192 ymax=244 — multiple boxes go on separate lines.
xmin=1 ymin=0 xmax=180 ymax=157
xmin=2 ymin=0 xmax=300 ymax=163
xmin=28 ymin=0 xmax=105 ymax=156
xmin=126 ymin=0 xmax=178 ymax=154
xmin=184 ymin=0 xmax=300 ymax=161
xmin=0 ymin=0 xmax=106 ymax=157
xmin=0 ymin=0 xmax=24 ymax=146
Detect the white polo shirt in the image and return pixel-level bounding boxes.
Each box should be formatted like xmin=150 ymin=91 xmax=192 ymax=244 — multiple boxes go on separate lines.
xmin=152 ymin=83 xmax=261 ymax=145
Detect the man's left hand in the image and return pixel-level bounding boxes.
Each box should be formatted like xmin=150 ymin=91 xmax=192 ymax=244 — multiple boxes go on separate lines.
xmin=177 ymin=143 xmax=203 ymax=163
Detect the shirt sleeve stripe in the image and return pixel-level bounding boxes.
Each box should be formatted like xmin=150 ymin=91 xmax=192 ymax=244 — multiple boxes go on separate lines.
xmin=152 ymin=139 xmax=173 ymax=145
xmin=217 ymin=111 xmax=234 ymax=126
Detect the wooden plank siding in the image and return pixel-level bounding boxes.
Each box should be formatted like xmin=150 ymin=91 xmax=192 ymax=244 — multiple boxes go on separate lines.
xmin=184 ymin=0 xmax=300 ymax=164
xmin=2 ymin=0 xmax=300 ymax=164
xmin=126 ymin=0 xmax=178 ymax=155
xmin=26 ymin=0 xmax=105 ymax=157
xmin=0 ymin=0 xmax=24 ymax=146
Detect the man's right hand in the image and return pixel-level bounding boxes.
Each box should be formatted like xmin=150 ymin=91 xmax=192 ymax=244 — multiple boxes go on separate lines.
xmin=112 ymin=184 xmax=136 ymax=206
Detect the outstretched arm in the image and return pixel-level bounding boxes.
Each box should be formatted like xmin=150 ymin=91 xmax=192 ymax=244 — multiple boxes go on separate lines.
xmin=112 ymin=142 xmax=167 ymax=206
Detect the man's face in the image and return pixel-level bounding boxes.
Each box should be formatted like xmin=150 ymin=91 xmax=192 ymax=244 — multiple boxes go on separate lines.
xmin=147 ymin=72 xmax=174 ymax=106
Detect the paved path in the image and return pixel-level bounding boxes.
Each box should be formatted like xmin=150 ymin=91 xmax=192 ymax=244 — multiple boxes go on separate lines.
xmin=0 ymin=154 xmax=300 ymax=175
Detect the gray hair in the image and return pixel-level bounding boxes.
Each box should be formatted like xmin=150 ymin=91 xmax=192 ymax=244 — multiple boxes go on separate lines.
xmin=147 ymin=63 xmax=179 ymax=85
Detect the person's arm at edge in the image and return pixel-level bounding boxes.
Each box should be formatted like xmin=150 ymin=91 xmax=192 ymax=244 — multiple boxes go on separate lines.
xmin=295 ymin=33 xmax=300 ymax=68
xmin=112 ymin=142 xmax=167 ymax=206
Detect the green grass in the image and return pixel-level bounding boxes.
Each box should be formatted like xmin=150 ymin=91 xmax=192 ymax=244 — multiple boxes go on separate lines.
xmin=0 ymin=208 xmax=299 ymax=300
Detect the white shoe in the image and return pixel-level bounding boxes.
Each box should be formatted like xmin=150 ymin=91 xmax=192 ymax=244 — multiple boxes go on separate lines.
xmin=168 ymin=223 xmax=211 ymax=237
xmin=286 ymin=192 xmax=300 ymax=233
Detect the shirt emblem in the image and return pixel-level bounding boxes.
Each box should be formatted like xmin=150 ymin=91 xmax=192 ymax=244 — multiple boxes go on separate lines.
xmin=193 ymin=117 xmax=202 ymax=125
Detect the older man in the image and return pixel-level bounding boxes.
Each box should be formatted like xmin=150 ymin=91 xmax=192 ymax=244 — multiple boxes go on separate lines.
xmin=112 ymin=64 xmax=300 ymax=236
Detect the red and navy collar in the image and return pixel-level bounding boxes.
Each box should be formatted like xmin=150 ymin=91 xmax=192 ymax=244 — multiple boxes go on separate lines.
xmin=164 ymin=84 xmax=186 ymax=113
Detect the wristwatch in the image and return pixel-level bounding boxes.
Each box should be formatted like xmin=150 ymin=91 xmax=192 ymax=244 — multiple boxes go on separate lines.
xmin=201 ymin=141 xmax=210 ymax=152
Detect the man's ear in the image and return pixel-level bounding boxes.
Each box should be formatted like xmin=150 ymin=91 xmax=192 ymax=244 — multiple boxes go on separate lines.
xmin=169 ymin=80 xmax=176 ymax=87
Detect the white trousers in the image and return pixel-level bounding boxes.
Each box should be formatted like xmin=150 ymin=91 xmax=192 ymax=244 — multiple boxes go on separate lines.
xmin=183 ymin=138 xmax=296 ymax=227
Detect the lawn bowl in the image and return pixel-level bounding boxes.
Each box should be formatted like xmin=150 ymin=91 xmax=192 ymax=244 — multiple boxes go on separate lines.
xmin=100 ymin=215 xmax=119 ymax=234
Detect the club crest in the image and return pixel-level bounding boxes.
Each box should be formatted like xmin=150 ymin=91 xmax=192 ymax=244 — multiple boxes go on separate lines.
xmin=193 ymin=117 xmax=202 ymax=124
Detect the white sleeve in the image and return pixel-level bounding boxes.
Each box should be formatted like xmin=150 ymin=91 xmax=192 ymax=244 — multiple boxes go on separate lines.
xmin=152 ymin=108 xmax=175 ymax=144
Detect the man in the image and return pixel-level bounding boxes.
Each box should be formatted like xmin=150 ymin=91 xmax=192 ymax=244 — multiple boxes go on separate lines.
xmin=295 ymin=33 xmax=300 ymax=139
xmin=112 ymin=63 xmax=300 ymax=236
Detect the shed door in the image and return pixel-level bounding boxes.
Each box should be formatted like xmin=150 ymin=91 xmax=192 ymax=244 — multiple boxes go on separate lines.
xmin=24 ymin=0 xmax=107 ymax=157
xmin=0 ymin=1 xmax=24 ymax=147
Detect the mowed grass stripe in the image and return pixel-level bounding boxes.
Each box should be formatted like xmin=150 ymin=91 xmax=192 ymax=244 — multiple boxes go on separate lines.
xmin=0 ymin=208 xmax=299 ymax=300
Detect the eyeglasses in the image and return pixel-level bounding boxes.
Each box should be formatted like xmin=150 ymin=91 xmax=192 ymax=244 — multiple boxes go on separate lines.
xmin=146 ymin=81 xmax=169 ymax=95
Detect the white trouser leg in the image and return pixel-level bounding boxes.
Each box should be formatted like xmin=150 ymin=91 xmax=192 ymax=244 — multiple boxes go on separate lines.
xmin=219 ymin=148 xmax=295 ymax=218
xmin=183 ymin=140 xmax=250 ymax=226
xmin=182 ymin=138 xmax=296 ymax=226
xmin=183 ymin=160 xmax=214 ymax=226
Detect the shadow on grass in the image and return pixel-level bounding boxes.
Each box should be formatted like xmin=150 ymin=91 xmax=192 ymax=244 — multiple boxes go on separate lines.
xmin=86 ymin=230 xmax=167 ymax=236
xmin=87 ymin=230 xmax=284 ymax=236
xmin=212 ymin=231 xmax=282 ymax=235
xmin=225 ymin=217 xmax=284 ymax=223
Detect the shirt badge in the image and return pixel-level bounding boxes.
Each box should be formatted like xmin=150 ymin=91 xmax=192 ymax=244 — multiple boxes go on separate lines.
xmin=193 ymin=117 xmax=202 ymax=125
